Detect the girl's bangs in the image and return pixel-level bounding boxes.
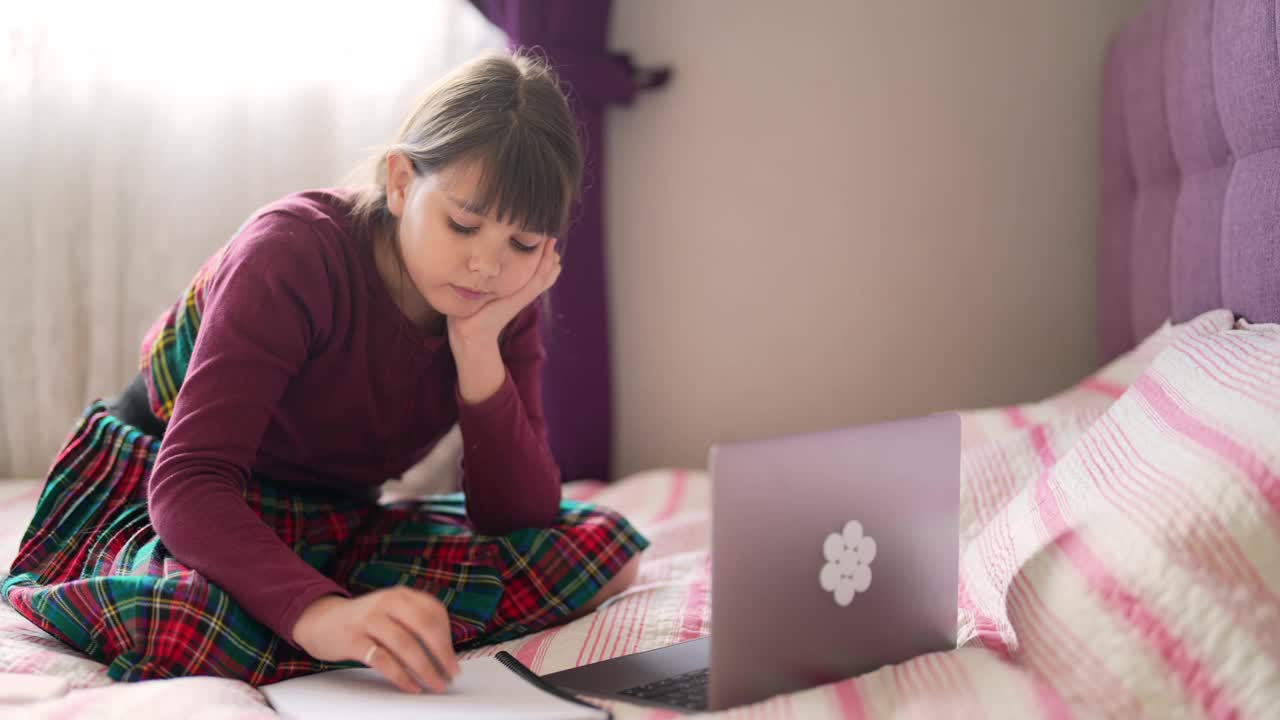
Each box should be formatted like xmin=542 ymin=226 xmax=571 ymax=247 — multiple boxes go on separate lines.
xmin=466 ymin=130 xmax=571 ymax=237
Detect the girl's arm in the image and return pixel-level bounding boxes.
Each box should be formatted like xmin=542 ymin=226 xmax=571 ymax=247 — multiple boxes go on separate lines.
xmin=148 ymin=212 xmax=350 ymax=650
xmin=452 ymin=300 xmax=562 ymax=535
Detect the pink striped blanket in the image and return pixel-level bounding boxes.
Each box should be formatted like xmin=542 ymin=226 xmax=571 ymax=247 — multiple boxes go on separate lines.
xmin=1 ymin=308 xmax=1276 ymax=718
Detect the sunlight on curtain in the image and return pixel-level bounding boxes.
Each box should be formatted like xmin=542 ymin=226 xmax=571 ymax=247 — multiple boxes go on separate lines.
xmin=0 ymin=1 xmax=506 ymax=477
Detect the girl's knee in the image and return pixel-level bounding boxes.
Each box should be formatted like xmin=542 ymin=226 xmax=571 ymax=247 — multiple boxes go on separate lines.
xmin=611 ymin=554 xmax=641 ymax=592
xmin=563 ymin=554 xmax=642 ymax=621
xmin=592 ymin=554 xmax=642 ymax=603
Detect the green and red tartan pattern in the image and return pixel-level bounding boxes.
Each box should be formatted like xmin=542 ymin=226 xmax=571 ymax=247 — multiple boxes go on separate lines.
xmin=2 ymin=403 xmax=648 ymax=685
xmin=138 ymin=242 xmax=227 ymax=423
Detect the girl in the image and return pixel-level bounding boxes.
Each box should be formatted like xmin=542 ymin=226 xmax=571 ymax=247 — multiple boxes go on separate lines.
xmin=3 ymin=51 xmax=647 ymax=694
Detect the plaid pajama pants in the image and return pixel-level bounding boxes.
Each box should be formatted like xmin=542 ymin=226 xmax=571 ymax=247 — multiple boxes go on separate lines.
xmin=1 ymin=401 xmax=648 ymax=686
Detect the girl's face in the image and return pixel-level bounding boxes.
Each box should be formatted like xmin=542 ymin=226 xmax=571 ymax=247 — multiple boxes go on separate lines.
xmin=383 ymin=153 xmax=552 ymax=328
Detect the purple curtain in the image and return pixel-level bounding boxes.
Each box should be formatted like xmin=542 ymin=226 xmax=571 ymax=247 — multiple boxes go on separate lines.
xmin=469 ymin=0 xmax=669 ymax=482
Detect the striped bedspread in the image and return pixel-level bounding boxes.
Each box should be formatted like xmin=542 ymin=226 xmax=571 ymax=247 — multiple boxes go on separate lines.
xmin=1 ymin=308 xmax=1276 ymax=719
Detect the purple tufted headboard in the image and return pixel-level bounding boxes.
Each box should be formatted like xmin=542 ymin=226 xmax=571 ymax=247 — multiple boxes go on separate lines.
xmin=1097 ymin=0 xmax=1280 ymax=362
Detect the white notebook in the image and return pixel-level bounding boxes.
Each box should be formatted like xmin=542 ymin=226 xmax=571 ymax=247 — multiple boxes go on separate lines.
xmin=260 ymin=651 xmax=609 ymax=720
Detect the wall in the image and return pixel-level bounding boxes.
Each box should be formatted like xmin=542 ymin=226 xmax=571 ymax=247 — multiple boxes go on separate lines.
xmin=605 ymin=0 xmax=1146 ymax=477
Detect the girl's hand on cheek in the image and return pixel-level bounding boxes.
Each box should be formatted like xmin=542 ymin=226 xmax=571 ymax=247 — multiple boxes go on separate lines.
xmin=447 ymin=238 xmax=560 ymax=354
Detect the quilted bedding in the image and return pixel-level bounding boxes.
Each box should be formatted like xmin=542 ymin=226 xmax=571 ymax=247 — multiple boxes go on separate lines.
xmin=1 ymin=309 xmax=1276 ymax=719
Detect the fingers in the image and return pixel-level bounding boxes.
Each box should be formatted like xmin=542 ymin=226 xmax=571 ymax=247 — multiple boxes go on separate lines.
xmin=361 ymin=636 xmax=425 ymax=694
xmin=387 ymin=589 xmax=461 ymax=680
xmin=448 ymin=238 xmax=561 ymax=343
xmin=540 ymin=238 xmax=562 ymax=293
xmin=365 ymin=614 xmax=451 ymax=693
xmin=359 ymin=589 xmax=459 ymax=694
xmin=506 ymin=238 xmax=560 ymax=309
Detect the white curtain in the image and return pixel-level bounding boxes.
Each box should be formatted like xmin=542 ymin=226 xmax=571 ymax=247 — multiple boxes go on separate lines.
xmin=0 ymin=1 xmax=505 ymax=478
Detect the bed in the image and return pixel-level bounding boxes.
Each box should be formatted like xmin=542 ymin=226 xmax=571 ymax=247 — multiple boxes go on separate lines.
xmin=3 ymin=0 xmax=1279 ymax=717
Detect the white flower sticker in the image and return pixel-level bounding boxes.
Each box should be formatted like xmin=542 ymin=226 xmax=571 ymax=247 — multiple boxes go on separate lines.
xmin=820 ymin=520 xmax=877 ymax=606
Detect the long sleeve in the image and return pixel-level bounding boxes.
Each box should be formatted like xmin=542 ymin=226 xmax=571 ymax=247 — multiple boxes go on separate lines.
xmin=147 ymin=211 xmax=351 ymax=650
xmin=455 ymin=302 xmax=562 ymax=535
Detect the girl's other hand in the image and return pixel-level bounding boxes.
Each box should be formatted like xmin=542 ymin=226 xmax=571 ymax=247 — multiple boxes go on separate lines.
xmin=291 ymin=588 xmax=461 ymax=693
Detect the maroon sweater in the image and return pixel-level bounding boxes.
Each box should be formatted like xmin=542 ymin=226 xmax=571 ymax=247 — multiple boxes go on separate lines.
xmin=143 ymin=189 xmax=561 ymax=649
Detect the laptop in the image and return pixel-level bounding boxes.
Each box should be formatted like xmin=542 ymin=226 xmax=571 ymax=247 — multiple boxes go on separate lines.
xmin=542 ymin=413 xmax=961 ymax=713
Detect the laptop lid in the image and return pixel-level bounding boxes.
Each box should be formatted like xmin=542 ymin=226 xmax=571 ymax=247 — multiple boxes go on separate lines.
xmin=707 ymin=413 xmax=960 ymax=710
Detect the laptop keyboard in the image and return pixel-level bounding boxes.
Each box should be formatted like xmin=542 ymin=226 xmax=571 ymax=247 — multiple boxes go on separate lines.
xmin=617 ymin=667 xmax=710 ymax=711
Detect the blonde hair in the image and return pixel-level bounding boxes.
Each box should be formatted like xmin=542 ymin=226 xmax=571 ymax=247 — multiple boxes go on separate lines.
xmin=347 ymin=51 xmax=584 ymax=240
